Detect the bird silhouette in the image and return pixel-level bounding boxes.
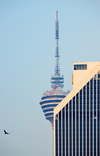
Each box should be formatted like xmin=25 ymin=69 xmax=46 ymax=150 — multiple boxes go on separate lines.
xmin=4 ymin=130 xmax=10 ymax=134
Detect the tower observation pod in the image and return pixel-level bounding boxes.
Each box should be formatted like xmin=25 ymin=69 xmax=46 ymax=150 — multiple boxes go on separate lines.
xmin=40 ymin=11 xmax=69 ymax=128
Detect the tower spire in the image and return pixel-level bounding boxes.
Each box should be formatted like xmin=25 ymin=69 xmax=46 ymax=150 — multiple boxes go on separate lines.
xmin=51 ymin=11 xmax=64 ymax=88
xmin=55 ymin=11 xmax=60 ymax=76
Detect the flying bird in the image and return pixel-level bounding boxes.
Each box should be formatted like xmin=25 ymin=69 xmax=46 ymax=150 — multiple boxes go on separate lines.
xmin=4 ymin=130 xmax=10 ymax=134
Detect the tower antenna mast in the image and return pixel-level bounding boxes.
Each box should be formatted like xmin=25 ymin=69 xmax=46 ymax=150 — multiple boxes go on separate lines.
xmin=55 ymin=11 xmax=60 ymax=76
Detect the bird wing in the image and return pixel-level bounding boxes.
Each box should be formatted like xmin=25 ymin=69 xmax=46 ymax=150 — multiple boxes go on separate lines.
xmin=4 ymin=130 xmax=9 ymax=134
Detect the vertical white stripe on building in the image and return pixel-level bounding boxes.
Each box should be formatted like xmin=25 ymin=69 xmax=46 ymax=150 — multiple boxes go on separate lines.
xmin=58 ymin=113 xmax=59 ymax=156
xmin=86 ymin=85 xmax=87 ymax=155
xmin=89 ymin=81 xmax=91 ymax=156
xmin=93 ymin=77 xmax=94 ymax=156
xmin=96 ymin=74 xmax=97 ymax=156
xmin=79 ymin=92 xmax=80 ymax=156
xmin=82 ymin=88 xmax=84 ymax=156
xmin=65 ymin=107 xmax=66 ymax=156
xmin=61 ymin=110 xmax=62 ymax=156
xmin=72 ymin=100 xmax=73 ymax=156
xmin=68 ymin=102 xmax=70 ymax=156
xmin=75 ymin=96 xmax=77 ymax=156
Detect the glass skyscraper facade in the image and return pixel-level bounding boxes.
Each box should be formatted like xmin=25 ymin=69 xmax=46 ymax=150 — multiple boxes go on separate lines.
xmin=54 ymin=62 xmax=100 ymax=156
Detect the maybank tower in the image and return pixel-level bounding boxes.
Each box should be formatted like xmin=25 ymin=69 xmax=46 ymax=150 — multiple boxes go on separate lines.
xmin=54 ymin=62 xmax=100 ymax=156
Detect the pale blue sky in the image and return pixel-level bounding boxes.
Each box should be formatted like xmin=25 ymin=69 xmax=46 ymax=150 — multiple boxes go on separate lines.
xmin=0 ymin=0 xmax=100 ymax=156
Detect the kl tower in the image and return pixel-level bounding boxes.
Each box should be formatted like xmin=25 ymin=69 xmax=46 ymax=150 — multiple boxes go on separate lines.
xmin=40 ymin=11 xmax=69 ymax=128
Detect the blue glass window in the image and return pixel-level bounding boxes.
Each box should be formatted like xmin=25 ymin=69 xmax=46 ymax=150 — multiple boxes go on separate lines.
xmin=74 ymin=64 xmax=87 ymax=70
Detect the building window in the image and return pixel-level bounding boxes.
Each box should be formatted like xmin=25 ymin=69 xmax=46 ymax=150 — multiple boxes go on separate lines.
xmin=74 ymin=64 xmax=87 ymax=70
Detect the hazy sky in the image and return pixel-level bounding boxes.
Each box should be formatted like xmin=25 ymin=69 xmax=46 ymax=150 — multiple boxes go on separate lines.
xmin=0 ymin=0 xmax=100 ymax=156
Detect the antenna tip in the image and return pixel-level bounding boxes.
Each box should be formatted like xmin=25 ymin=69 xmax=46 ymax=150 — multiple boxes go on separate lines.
xmin=56 ymin=11 xmax=58 ymax=20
